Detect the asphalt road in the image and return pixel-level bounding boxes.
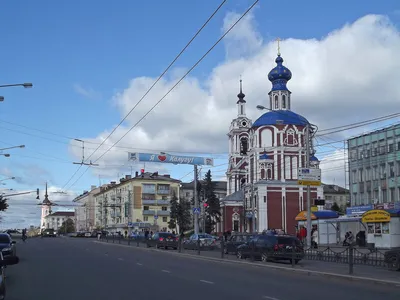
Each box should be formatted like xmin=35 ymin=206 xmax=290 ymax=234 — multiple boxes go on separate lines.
xmin=5 ymin=237 xmax=400 ymax=300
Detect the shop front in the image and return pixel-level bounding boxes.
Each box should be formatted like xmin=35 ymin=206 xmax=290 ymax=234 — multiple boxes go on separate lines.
xmin=362 ymin=209 xmax=400 ymax=249
xmin=295 ymin=210 xmax=339 ymax=245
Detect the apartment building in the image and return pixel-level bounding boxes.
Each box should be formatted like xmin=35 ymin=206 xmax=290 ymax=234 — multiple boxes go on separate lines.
xmin=180 ymin=181 xmax=227 ymax=203
xmin=348 ymin=124 xmax=400 ymax=206
xmin=73 ymin=185 xmax=100 ymax=232
xmin=322 ymin=184 xmax=349 ymax=209
xmin=94 ymin=172 xmax=181 ymax=233
xmin=44 ymin=211 xmax=75 ymax=231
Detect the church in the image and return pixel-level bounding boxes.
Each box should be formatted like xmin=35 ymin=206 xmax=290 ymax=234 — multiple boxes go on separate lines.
xmin=219 ymin=48 xmax=324 ymax=235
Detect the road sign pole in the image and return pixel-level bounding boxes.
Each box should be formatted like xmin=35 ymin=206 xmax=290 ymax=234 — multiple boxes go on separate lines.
xmin=194 ymin=165 xmax=199 ymax=235
xmin=305 ymin=124 xmax=312 ymax=248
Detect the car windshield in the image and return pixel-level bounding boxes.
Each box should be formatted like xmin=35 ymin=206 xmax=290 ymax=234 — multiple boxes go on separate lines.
xmin=0 ymin=235 xmax=10 ymax=244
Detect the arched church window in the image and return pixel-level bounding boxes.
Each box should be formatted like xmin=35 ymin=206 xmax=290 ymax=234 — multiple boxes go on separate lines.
xmin=282 ymin=95 xmax=286 ymax=108
xmin=266 ymin=163 xmax=273 ymax=180
xmin=284 ymin=129 xmax=297 ymax=146
xmin=261 ymin=168 xmax=266 ymax=179
xmin=274 ymin=95 xmax=279 ymax=109
xmin=240 ymin=137 xmax=248 ymax=155
xmin=288 ymin=95 xmax=291 ymax=109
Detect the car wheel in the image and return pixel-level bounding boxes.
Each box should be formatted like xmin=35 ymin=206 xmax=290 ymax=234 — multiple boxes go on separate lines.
xmin=261 ymin=253 xmax=269 ymax=262
xmin=388 ymin=257 xmax=400 ymax=271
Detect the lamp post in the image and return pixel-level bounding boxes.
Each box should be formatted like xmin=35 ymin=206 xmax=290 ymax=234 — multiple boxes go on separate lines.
xmin=0 ymin=145 xmax=25 ymax=151
xmin=0 ymin=154 xmax=10 ymax=158
xmin=0 ymin=83 xmax=33 ymax=102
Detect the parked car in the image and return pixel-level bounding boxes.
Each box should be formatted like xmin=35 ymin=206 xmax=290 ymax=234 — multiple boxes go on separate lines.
xmin=0 ymin=253 xmax=19 ymax=299
xmin=384 ymin=248 xmax=400 ymax=271
xmin=224 ymin=233 xmax=255 ymax=254
xmin=182 ymin=234 xmax=218 ymax=250
xmin=42 ymin=229 xmax=57 ymax=237
xmin=236 ymin=234 xmax=304 ymax=264
xmin=146 ymin=232 xmax=178 ymax=249
xmin=0 ymin=234 xmax=16 ymax=257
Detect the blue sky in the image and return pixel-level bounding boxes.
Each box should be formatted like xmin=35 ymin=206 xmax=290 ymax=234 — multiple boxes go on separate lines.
xmin=0 ymin=0 xmax=400 ymax=228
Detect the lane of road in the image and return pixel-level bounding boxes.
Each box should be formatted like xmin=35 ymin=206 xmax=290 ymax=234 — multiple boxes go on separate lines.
xmin=6 ymin=237 xmax=400 ymax=300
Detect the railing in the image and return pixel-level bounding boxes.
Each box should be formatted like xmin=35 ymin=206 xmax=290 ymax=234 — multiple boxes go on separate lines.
xmin=142 ymin=200 xmax=170 ymax=205
xmin=142 ymin=210 xmax=156 ymax=215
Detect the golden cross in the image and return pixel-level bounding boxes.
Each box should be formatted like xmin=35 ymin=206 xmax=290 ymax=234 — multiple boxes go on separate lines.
xmin=276 ymin=37 xmax=281 ymax=55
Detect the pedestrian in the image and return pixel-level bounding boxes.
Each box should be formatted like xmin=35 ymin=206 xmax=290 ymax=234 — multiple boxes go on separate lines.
xmin=312 ymin=228 xmax=318 ymax=249
xmin=97 ymin=231 xmax=101 ymax=240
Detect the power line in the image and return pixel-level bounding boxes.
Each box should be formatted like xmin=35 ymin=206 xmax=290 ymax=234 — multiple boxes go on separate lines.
xmin=83 ymin=0 xmax=227 ymax=164
xmin=65 ymin=1 xmax=260 ymax=191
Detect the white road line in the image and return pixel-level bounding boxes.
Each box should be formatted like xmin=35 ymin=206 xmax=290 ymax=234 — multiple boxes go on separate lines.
xmin=118 ymin=258 xmax=124 ymax=261
xmin=136 ymin=263 xmax=143 ymax=266
xmin=161 ymin=270 xmax=171 ymax=273
xmin=262 ymin=296 xmax=280 ymax=300
xmin=199 ymin=280 xmax=214 ymax=284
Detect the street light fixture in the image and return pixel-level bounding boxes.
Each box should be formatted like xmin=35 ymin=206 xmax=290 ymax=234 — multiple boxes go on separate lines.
xmin=0 ymin=145 xmax=25 ymax=151
xmin=0 ymin=96 xmax=4 ymax=102
xmin=0 ymin=83 xmax=33 ymax=89
xmin=1 ymin=154 xmax=10 ymax=157
xmin=0 ymin=177 xmax=15 ymax=183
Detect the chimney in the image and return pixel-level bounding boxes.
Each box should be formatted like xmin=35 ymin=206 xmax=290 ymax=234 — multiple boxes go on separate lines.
xmin=125 ymin=175 xmax=131 ymax=180
xmin=135 ymin=171 xmax=139 ymax=177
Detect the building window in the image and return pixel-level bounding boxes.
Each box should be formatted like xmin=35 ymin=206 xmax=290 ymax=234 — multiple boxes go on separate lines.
xmin=144 ymin=216 xmax=148 ymax=221
xmin=143 ymin=206 xmax=149 ymax=211
xmin=389 ymin=163 xmax=395 ymax=177
xmin=266 ymin=163 xmax=273 ymax=180
xmin=162 ymin=217 xmax=168 ymax=222
xmin=233 ymin=220 xmax=239 ymax=231
xmin=284 ymin=129 xmax=295 ymax=146
xmin=292 ymin=157 xmax=298 ymax=179
xmin=285 ymin=156 xmax=291 ymax=179
xmin=240 ymin=137 xmax=248 ymax=155
xmin=282 ymin=95 xmax=286 ymax=108
xmin=352 ymin=171 xmax=357 ymax=183
xmin=260 ymin=168 xmax=266 ymax=179
xmin=274 ymin=95 xmax=279 ymax=109
xmin=142 ymin=184 xmax=156 ymax=194
xmin=263 ymin=196 xmax=266 ymax=203
xmin=162 ymin=206 xmax=167 ymax=211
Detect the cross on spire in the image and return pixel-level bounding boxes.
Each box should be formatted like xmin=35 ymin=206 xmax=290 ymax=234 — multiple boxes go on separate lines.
xmin=276 ymin=37 xmax=281 ymax=56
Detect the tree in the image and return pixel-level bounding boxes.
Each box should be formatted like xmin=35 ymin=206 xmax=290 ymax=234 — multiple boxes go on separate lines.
xmin=202 ymin=170 xmax=221 ymax=234
xmin=58 ymin=218 xmax=75 ymax=234
xmin=331 ymin=202 xmax=340 ymax=212
xmin=0 ymin=195 xmax=8 ymax=212
xmin=168 ymin=193 xmax=191 ymax=233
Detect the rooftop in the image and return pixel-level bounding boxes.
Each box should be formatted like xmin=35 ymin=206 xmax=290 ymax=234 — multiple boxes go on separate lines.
xmin=45 ymin=211 xmax=75 ymax=218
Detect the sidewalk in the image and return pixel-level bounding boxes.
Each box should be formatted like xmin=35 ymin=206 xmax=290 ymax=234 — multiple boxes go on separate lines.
xmin=96 ymin=238 xmax=400 ymax=285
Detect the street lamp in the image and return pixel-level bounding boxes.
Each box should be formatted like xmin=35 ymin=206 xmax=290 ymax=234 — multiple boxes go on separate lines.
xmin=0 ymin=96 xmax=4 ymax=102
xmin=256 ymin=105 xmax=269 ymax=111
xmin=0 ymin=177 xmax=15 ymax=183
xmin=0 ymin=145 xmax=25 ymax=151
xmin=0 ymin=83 xmax=33 ymax=89
xmin=1 ymin=154 xmax=10 ymax=157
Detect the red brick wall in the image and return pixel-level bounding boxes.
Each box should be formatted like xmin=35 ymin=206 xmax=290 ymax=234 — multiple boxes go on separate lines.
xmin=267 ymin=191 xmax=282 ymax=230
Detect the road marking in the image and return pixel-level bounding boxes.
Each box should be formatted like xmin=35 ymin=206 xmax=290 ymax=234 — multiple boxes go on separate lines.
xmin=263 ymin=296 xmax=280 ymax=300
xmin=200 ymin=280 xmax=214 ymax=284
xmin=136 ymin=263 xmax=143 ymax=266
xmin=118 ymin=258 xmax=124 ymax=261
xmin=161 ymin=270 xmax=171 ymax=273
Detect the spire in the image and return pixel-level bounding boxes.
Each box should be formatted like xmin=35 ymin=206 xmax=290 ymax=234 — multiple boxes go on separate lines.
xmin=42 ymin=182 xmax=51 ymax=205
xmin=276 ymin=37 xmax=281 ymax=56
xmin=237 ymin=77 xmax=246 ymax=103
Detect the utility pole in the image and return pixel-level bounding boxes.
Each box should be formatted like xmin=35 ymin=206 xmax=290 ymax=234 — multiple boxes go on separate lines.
xmin=194 ymin=165 xmax=199 ymax=235
xmin=128 ymin=189 xmax=132 ymax=234
xmin=305 ymin=124 xmax=312 ymax=248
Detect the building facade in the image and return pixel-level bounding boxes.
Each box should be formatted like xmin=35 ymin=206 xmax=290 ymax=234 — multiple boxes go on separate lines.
xmin=223 ymin=52 xmax=323 ymax=235
xmin=348 ymin=124 xmax=400 ymax=206
xmin=73 ymin=185 xmax=100 ymax=232
xmin=322 ymin=184 xmax=349 ymax=210
xmin=44 ymin=211 xmax=75 ymax=231
xmin=94 ymin=172 xmax=181 ymax=233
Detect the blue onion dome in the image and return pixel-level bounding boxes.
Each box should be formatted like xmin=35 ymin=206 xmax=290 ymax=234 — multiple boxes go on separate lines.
xmin=310 ymin=155 xmax=319 ymax=162
xmin=268 ymin=54 xmax=292 ymax=91
xmin=252 ymin=110 xmax=309 ymax=128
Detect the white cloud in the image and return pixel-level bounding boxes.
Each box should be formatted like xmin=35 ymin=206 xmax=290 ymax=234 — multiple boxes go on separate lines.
xmin=73 ymin=84 xmax=101 ymax=100
xmin=0 ymin=185 xmax=77 ymax=229
xmin=69 ymin=13 xmax=400 ymax=186
xmin=319 ymin=149 xmax=348 ymax=187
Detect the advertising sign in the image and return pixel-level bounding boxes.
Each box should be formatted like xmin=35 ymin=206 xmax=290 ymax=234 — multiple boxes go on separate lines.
xmin=361 ymin=210 xmax=391 ymax=223
xmin=297 ymin=168 xmax=321 ymax=186
xmin=346 ymin=205 xmax=373 ymax=216
xmin=128 ymin=152 xmax=214 ymax=166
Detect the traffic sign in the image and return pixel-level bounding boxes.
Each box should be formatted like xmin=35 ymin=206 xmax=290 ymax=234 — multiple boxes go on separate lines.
xmin=298 ymin=168 xmax=321 ymax=186
xmin=193 ymin=207 xmax=201 ymax=214
xmin=154 ymin=215 xmax=158 ymax=219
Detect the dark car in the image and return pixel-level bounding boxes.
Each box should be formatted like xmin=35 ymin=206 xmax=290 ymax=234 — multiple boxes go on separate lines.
xmin=384 ymin=248 xmax=400 ymax=271
xmin=146 ymin=232 xmax=178 ymax=249
xmin=236 ymin=234 xmax=304 ymax=264
xmin=224 ymin=233 xmax=255 ymax=254
xmin=0 ymin=253 xmax=19 ymax=299
xmin=42 ymin=229 xmax=57 ymax=237
xmin=0 ymin=234 xmax=16 ymax=257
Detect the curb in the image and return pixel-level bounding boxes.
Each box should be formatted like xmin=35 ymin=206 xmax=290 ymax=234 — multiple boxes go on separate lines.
xmin=93 ymin=240 xmax=400 ymax=287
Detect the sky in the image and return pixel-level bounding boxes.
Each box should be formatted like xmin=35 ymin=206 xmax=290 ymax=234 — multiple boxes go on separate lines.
xmin=0 ymin=0 xmax=399 ymax=229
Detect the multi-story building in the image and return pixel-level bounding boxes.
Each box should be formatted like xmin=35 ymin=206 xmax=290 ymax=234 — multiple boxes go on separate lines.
xmin=73 ymin=185 xmax=100 ymax=232
xmin=44 ymin=211 xmax=75 ymax=231
xmin=322 ymin=184 xmax=349 ymax=210
xmin=180 ymin=181 xmax=227 ymax=203
xmin=348 ymin=124 xmax=400 ymax=206
xmin=94 ymin=172 xmax=181 ymax=233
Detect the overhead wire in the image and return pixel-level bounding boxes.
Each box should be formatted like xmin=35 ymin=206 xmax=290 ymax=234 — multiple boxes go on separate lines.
xmin=65 ymin=0 xmax=260 ymax=191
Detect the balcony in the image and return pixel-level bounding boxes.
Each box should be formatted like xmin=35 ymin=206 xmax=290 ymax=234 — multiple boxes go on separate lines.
xmin=156 ymin=210 xmax=170 ymax=216
xmin=142 ymin=200 xmax=170 ymax=205
xmin=157 ymin=189 xmax=170 ymax=195
xmin=143 ymin=210 xmax=156 ymax=215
